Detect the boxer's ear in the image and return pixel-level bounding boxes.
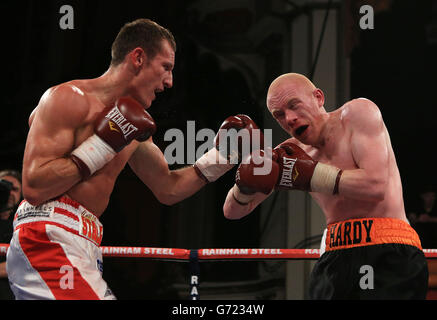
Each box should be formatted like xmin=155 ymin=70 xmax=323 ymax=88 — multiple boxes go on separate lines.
xmin=313 ymin=88 xmax=325 ymax=108
xmin=129 ymin=47 xmax=146 ymax=70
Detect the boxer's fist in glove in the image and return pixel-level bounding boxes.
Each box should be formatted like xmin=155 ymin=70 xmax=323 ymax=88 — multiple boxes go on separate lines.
xmin=274 ymin=142 xmax=342 ymax=194
xmin=71 ymin=97 xmax=156 ymax=178
xmin=274 ymin=143 xmax=316 ymax=191
xmin=232 ymin=149 xmax=278 ymax=205
xmin=232 ymin=141 xmax=344 ymax=204
xmin=215 ymin=114 xmax=264 ymax=163
xmin=194 ymin=114 xmax=263 ymax=183
xmin=236 ymin=150 xmax=279 ymax=195
xmin=94 ymin=97 xmax=156 ymax=151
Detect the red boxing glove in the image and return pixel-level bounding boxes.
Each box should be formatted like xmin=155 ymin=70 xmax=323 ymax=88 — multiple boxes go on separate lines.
xmin=232 ymin=149 xmax=278 ymax=204
xmin=273 ymin=142 xmax=342 ymax=194
xmin=215 ymin=114 xmax=264 ymax=163
xmin=232 ymin=142 xmax=343 ymax=205
xmin=71 ymin=97 xmax=156 ymax=178
xmin=236 ymin=150 xmax=278 ymax=194
xmin=94 ymin=96 xmax=156 ymax=151
xmin=194 ymin=114 xmax=263 ymax=183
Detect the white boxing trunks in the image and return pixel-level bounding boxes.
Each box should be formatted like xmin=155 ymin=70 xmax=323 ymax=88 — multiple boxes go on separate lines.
xmin=6 ymin=196 xmax=116 ymax=300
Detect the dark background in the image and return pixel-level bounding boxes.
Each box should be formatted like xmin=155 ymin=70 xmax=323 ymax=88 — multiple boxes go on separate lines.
xmin=0 ymin=0 xmax=436 ymax=299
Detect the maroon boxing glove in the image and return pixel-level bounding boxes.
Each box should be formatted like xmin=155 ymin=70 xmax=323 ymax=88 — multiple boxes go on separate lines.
xmin=232 ymin=141 xmax=344 ymax=205
xmin=93 ymin=96 xmax=156 ymax=151
xmin=194 ymin=114 xmax=263 ymax=183
xmin=215 ymin=114 xmax=264 ymax=163
xmin=273 ymin=142 xmax=342 ymax=194
xmin=71 ymin=96 xmax=156 ymax=178
xmin=232 ymin=149 xmax=278 ymax=204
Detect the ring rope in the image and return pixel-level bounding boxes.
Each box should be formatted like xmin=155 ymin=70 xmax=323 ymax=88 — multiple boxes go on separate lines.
xmin=1 ymin=244 xmax=437 ymax=260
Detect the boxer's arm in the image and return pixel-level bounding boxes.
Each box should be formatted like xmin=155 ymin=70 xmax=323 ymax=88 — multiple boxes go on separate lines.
xmin=336 ymin=99 xmax=389 ymax=201
xmin=22 ymin=85 xmax=88 ymax=205
xmin=223 ymin=186 xmax=271 ymax=220
xmin=128 ymin=140 xmax=207 ymax=205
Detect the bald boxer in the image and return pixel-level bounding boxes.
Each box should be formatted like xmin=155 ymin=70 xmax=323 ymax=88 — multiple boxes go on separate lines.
xmin=7 ymin=18 xmax=261 ymax=300
xmin=224 ymin=73 xmax=428 ymax=299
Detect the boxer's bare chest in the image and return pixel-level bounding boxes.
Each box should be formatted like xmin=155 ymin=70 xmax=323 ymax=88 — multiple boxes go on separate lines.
xmin=66 ymin=84 xmax=139 ymax=214
xmin=72 ymin=83 xmax=139 ymax=167
xmin=297 ymin=117 xmax=363 ymax=222
xmin=302 ymin=119 xmax=357 ymax=171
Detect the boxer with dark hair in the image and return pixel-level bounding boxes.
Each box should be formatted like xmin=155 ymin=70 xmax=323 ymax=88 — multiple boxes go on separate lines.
xmin=110 ymin=18 xmax=176 ymax=67
xmin=8 ymin=18 xmax=261 ymax=300
xmin=224 ymin=73 xmax=428 ymax=299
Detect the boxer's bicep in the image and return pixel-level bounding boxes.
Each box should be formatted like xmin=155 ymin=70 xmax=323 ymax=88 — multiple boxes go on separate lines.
xmin=23 ymin=86 xmax=89 ymax=202
xmin=25 ymin=86 xmax=88 ymax=167
xmin=349 ymin=101 xmax=389 ymax=179
xmin=341 ymin=100 xmax=389 ymax=200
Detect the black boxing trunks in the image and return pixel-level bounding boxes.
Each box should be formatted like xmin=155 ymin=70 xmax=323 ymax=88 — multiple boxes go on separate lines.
xmin=308 ymin=217 xmax=428 ymax=300
xmin=7 ymin=196 xmax=116 ymax=300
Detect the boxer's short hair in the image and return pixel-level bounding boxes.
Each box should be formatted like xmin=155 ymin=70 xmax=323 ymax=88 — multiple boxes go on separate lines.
xmin=111 ymin=18 xmax=176 ymax=66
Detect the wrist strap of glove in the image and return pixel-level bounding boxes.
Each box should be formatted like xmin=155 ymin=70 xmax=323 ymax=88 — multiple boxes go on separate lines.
xmin=193 ymin=147 xmax=235 ymax=182
xmin=310 ymin=162 xmax=342 ymax=195
xmin=71 ymin=134 xmax=116 ymax=179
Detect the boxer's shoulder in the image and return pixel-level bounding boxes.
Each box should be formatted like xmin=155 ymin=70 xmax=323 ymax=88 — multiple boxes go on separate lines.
xmin=33 ymin=81 xmax=94 ymax=127
xmin=339 ymin=98 xmax=383 ymax=131
xmin=50 ymin=81 xmax=92 ymax=110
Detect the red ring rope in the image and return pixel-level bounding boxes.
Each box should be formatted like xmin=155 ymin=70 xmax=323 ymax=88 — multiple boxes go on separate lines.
xmin=1 ymin=244 xmax=436 ymax=259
